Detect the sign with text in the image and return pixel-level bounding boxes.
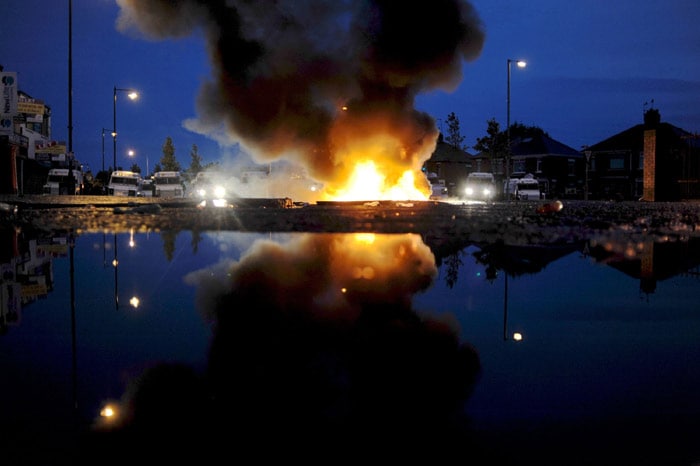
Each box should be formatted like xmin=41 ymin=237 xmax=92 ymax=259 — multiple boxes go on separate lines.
xmin=0 ymin=72 xmax=18 ymax=135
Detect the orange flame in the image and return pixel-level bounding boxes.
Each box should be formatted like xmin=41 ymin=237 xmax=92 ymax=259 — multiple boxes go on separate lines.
xmin=320 ymin=129 xmax=434 ymax=201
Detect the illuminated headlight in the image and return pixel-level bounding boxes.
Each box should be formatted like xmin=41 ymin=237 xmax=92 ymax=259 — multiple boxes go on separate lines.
xmin=197 ymin=188 xmax=207 ymax=198
xmin=482 ymin=187 xmax=492 ymax=197
xmin=213 ymin=185 xmax=226 ymax=198
xmin=465 ymin=187 xmax=474 ymax=196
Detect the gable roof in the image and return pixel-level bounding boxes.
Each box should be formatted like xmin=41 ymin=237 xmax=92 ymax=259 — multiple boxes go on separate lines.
xmin=586 ymin=119 xmax=700 ymax=152
xmin=511 ymin=133 xmax=582 ymax=158
xmin=427 ymin=139 xmax=473 ymax=163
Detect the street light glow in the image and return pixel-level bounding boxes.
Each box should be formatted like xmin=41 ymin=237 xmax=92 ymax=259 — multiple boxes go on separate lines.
xmin=113 ymin=85 xmax=140 ymax=172
xmin=516 ymin=60 xmax=527 ymax=68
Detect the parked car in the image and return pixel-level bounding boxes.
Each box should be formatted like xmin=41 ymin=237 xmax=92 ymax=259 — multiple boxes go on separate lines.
xmin=504 ymin=174 xmax=543 ymax=200
xmin=152 ymin=171 xmax=184 ymax=198
xmin=107 ymin=170 xmax=141 ymax=196
xmin=42 ymin=167 xmax=84 ymax=195
xmin=137 ymin=178 xmax=155 ymax=197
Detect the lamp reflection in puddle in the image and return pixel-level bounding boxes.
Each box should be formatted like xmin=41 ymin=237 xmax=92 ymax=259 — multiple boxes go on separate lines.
xmin=503 ymin=273 xmax=524 ymax=342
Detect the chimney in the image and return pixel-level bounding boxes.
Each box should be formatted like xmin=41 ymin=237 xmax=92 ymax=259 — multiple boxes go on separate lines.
xmin=641 ymin=108 xmax=660 ymax=201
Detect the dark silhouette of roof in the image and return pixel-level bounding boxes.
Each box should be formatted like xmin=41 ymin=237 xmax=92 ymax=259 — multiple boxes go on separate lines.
xmin=586 ymin=109 xmax=700 ymax=151
xmin=511 ymin=133 xmax=582 ymax=158
xmin=428 ymin=138 xmax=473 ymax=163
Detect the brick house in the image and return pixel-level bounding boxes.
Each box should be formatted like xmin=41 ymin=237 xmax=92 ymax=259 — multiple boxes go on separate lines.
xmin=584 ymin=108 xmax=700 ymax=201
xmin=471 ymin=132 xmax=583 ymax=199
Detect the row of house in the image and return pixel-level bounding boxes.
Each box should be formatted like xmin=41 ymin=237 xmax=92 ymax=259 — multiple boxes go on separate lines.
xmin=424 ymin=108 xmax=700 ymax=201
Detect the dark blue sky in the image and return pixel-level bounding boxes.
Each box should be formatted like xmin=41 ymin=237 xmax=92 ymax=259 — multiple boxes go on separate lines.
xmin=2 ymin=0 xmax=699 ymax=176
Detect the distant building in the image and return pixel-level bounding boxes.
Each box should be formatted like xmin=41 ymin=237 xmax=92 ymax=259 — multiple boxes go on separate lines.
xmin=585 ymin=108 xmax=700 ymax=201
xmin=508 ymin=133 xmax=583 ymax=199
xmin=0 ymin=66 xmax=71 ymax=195
xmin=422 ymin=133 xmax=474 ymax=197
xmin=471 ymin=131 xmax=583 ymax=199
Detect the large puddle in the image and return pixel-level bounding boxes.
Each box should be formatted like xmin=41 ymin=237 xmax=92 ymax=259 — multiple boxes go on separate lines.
xmin=2 ymin=228 xmax=699 ymax=464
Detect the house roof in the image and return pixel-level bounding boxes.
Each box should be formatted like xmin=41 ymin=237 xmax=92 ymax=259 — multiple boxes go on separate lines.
xmin=586 ymin=115 xmax=700 ymax=152
xmin=427 ymin=139 xmax=473 ymax=163
xmin=511 ymin=133 xmax=582 ymax=158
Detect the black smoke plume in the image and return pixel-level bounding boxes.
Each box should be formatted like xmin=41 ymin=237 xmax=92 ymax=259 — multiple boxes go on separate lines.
xmin=116 ymin=0 xmax=485 ymax=189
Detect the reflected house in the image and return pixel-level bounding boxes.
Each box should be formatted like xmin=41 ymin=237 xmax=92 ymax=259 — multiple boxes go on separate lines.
xmin=584 ymin=107 xmax=700 ymax=201
xmin=0 ymin=226 xmax=63 ymax=332
xmin=587 ymin=236 xmax=700 ymax=294
xmin=422 ymin=133 xmax=473 ymax=197
xmin=472 ymin=240 xmax=585 ymax=279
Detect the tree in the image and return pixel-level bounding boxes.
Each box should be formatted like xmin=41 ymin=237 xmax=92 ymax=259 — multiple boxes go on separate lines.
xmin=444 ymin=112 xmax=467 ymax=151
xmin=160 ymin=136 xmax=181 ymax=172
xmin=473 ymin=118 xmax=507 ymax=161
xmin=184 ymin=144 xmax=204 ymax=182
xmin=130 ymin=163 xmax=141 ymax=174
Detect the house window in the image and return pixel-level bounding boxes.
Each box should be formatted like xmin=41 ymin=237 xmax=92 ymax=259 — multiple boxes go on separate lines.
xmin=513 ymin=159 xmax=526 ymax=173
xmin=536 ymin=158 xmax=542 ymax=173
xmin=610 ymin=156 xmax=625 ymax=170
xmin=567 ymin=159 xmax=575 ymax=176
xmin=638 ymin=151 xmax=644 ymax=169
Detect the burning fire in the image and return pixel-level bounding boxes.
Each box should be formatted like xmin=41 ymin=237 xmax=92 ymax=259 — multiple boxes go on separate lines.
xmin=323 ymin=160 xmax=430 ymax=201
xmin=319 ymin=122 xmax=434 ymax=201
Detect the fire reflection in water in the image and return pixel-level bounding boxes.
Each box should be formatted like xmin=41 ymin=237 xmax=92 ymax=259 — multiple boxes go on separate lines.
xmin=84 ymin=233 xmax=482 ymax=462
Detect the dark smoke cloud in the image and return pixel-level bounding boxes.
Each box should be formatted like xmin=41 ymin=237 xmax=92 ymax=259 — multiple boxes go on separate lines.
xmin=116 ymin=0 xmax=485 ymax=186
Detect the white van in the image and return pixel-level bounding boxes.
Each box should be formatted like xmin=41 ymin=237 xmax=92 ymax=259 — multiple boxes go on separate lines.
xmin=152 ymin=171 xmax=184 ymax=198
xmin=463 ymin=172 xmax=496 ymax=200
xmin=43 ymin=168 xmax=84 ymax=195
xmin=505 ymin=174 xmax=543 ymax=200
xmin=107 ymin=170 xmax=141 ymax=197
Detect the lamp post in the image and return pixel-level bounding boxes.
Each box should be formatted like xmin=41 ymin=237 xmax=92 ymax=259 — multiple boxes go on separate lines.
xmin=506 ymin=59 xmax=526 ymax=198
xmin=101 ymin=127 xmax=111 ymax=172
xmin=112 ymin=86 xmax=139 ymax=173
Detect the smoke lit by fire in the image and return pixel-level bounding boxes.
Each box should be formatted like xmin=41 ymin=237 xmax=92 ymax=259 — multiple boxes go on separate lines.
xmin=116 ymin=0 xmax=485 ymax=200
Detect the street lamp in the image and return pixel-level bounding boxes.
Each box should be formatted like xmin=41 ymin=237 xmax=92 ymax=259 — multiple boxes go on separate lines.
xmin=112 ymin=86 xmax=139 ymax=174
xmin=506 ymin=59 xmax=526 ymax=198
xmin=101 ymin=127 xmax=111 ymax=172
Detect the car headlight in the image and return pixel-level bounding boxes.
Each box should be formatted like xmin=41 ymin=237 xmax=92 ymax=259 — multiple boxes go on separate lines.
xmin=213 ymin=186 xmax=226 ymax=198
xmin=483 ymin=188 xmax=492 ymax=196
xmin=465 ymin=187 xmax=474 ymax=196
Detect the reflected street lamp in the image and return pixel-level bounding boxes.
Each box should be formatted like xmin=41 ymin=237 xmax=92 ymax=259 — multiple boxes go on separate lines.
xmin=113 ymin=86 xmax=139 ymax=173
xmin=506 ymin=59 xmax=526 ymax=198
